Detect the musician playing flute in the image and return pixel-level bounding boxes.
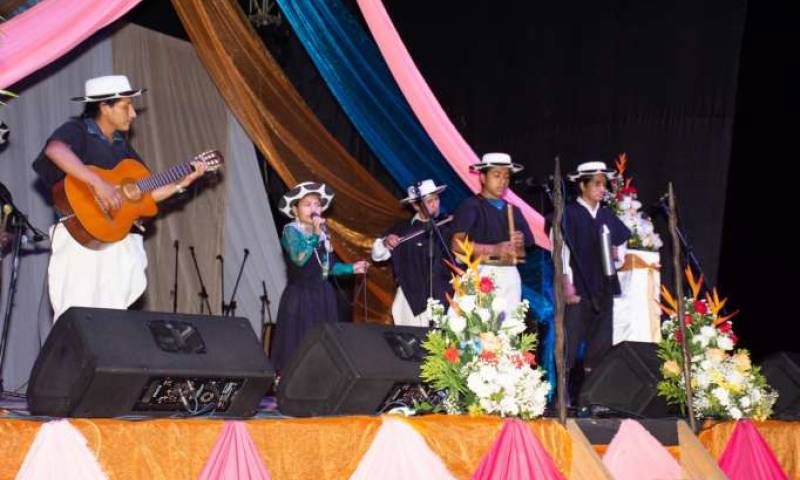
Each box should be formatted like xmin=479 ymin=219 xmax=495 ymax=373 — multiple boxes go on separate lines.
xmin=32 ymin=75 xmax=207 ymax=320
xmin=450 ymin=153 xmax=533 ymax=319
xmin=371 ymin=179 xmax=453 ymax=327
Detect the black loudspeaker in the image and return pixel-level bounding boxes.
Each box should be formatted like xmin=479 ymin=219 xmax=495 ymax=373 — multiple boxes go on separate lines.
xmin=277 ymin=323 xmax=428 ymax=417
xmin=760 ymin=352 xmax=800 ymax=418
xmin=27 ymin=307 xmax=274 ymax=418
xmin=578 ymin=341 xmax=672 ymax=417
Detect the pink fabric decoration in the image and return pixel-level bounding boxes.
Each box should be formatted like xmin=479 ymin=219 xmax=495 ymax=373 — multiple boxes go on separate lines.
xmin=16 ymin=419 xmax=107 ymax=480
xmin=349 ymin=417 xmax=456 ymax=480
xmin=472 ymin=419 xmax=565 ymax=480
xmin=355 ymin=0 xmax=550 ymax=249
xmin=602 ymin=419 xmax=681 ymax=480
xmin=718 ymin=420 xmax=789 ymax=480
xmin=198 ymin=421 xmax=272 ymax=480
xmin=0 ymin=0 xmax=142 ymax=90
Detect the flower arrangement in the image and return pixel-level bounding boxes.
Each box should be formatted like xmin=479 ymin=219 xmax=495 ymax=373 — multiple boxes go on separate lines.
xmin=604 ymin=153 xmax=663 ymax=251
xmin=419 ymin=238 xmax=550 ymax=419
xmin=657 ymin=267 xmax=777 ymax=420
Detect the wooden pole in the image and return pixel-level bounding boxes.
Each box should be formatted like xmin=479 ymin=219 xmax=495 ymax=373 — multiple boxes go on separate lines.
xmin=551 ymin=157 xmax=567 ymax=425
xmin=668 ymin=182 xmax=696 ymax=431
xmin=507 ymin=203 xmax=516 ymax=264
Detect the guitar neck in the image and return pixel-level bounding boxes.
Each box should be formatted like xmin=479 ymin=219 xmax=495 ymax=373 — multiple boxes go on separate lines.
xmin=135 ymin=162 xmax=194 ymax=193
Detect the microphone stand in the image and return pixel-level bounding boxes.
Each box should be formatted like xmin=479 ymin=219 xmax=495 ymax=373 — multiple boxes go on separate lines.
xmin=171 ymin=240 xmax=180 ymax=313
xmin=216 ymin=254 xmax=225 ymax=315
xmin=188 ymin=246 xmax=212 ymax=314
xmin=260 ymin=280 xmax=274 ymax=354
xmin=225 ymin=249 xmax=249 ymax=317
xmin=0 ymin=211 xmax=42 ymax=393
xmin=652 ymin=196 xmax=716 ymax=301
xmin=411 ymin=183 xmax=455 ymax=321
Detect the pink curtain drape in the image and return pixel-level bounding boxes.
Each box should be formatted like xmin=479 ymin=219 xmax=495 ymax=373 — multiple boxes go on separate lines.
xmin=472 ymin=419 xmax=565 ymax=480
xmin=0 ymin=0 xmax=141 ymax=90
xmin=355 ymin=0 xmax=550 ymax=250
xmin=718 ymin=420 xmax=789 ymax=480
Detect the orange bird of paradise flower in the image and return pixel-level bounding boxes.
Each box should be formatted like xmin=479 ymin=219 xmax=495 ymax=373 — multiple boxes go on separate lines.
xmin=615 ymin=153 xmax=628 ymax=177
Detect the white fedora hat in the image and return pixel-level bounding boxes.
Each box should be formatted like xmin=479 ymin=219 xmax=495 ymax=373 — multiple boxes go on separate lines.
xmin=567 ymin=161 xmax=617 ymax=182
xmin=71 ymin=75 xmax=146 ymax=103
xmin=278 ymin=181 xmax=335 ymax=218
xmin=401 ymin=179 xmax=447 ymax=204
xmin=469 ymin=152 xmax=524 ymax=174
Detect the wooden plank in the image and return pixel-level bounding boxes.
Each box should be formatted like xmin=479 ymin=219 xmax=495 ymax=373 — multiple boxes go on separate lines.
xmin=677 ymin=420 xmax=727 ymax=480
xmin=566 ymin=419 xmax=614 ymax=480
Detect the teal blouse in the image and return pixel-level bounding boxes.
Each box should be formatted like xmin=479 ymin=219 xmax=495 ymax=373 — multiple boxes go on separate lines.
xmin=281 ymin=222 xmax=354 ymax=277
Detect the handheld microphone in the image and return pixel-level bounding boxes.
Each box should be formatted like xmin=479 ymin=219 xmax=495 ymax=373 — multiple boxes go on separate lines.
xmin=310 ymin=212 xmax=328 ymax=234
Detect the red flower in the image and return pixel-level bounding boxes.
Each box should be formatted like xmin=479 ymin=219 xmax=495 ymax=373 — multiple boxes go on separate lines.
xmin=479 ymin=276 xmax=494 ymax=293
xmin=718 ymin=321 xmax=732 ymax=333
xmin=620 ymin=186 xmax=638 ymax=196
xmin=523 ymin=351 xmax=537 ymax=367
xmin=479 ymin=350 xmax=498 ymax=363
xmin=444 ymin=346 xmax=460 ymax=363
xmin=694 ymin=300 xmax=708 ymax=315
xmin=728 ymin=332 xmax=739 ymax=346
xmin=674 ymin=329 xmax=682 ymax=343
xmin=683 ymin=314 xmax=692 ymax=326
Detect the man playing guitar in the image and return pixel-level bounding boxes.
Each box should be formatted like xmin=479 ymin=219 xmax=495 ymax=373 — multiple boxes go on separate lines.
xmin=33 ymin=75 xmax=208 ymax=320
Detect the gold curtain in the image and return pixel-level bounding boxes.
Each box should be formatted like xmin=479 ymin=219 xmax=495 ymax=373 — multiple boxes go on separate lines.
xmin=170 ymin=0 xmax=405 ymax=322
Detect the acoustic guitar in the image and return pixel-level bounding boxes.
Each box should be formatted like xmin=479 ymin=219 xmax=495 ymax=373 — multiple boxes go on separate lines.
xmin=52 ymin=150 xmax=223 ymax=249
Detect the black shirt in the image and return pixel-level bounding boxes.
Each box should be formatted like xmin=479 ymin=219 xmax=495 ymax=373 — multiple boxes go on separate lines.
xmin=32 ymin=118 xmax=143 ymax=191
xmin=562 ymin=202 xmax=631 ymax=298
xmin=383 ymin=216 xmax=453 ymax=315
xmin=451 ymin=195 xmax=534 ymax=247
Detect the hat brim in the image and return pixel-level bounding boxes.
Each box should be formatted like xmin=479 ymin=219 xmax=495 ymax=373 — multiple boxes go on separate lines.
xmin=71 ymin=88 xmax=146 ymax=103
xmin=567 ymin=169 xmax=617 ymax=182
xmin=278 ymin=182 xmax=335 ymax=218
xmin=400 ymin=185 xmax=447 ymax=204
xmin=469 ymin=162 xmax=525 ymax=174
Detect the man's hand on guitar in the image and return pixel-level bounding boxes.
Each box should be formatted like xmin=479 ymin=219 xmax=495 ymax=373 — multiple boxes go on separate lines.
xmin=178 ymin=160 xmax=208 ymax=189
xmin=89 ymin=176 xmax=124 ymax=213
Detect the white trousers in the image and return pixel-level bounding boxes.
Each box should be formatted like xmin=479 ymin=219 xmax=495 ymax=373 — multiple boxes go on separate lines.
xmin=48 ymin=223 xmax=148 ymax=321
xmin=391 ymin=287 xmax=432 ymax=327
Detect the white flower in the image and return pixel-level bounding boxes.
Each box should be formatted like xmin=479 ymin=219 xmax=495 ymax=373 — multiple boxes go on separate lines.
xmin=695 ymin=371 xmax=711 ymax=389
xmin=476 ymin=307 xmax=492 ymax=323
xmin=716 ymin=335 xmax=734 ymax=351
xmin=739 ymin=395 xmax=751 ymax=408
xmin=725 ymin=370 xmax=745 ymax=388
xmin=712 ymin=387 xmax=730 ymax=406
xmin=456 ymin=294 xmax=476 ymax=313
xmin=491 ymin=296 xmax=508 ymax=315
xmin=447 ymin=314 xmax=466 ymax=334
xmin=501 ymin=316 xmax=526 ymax=336
xmin=729 ymin=407 xmax=743 ymax=420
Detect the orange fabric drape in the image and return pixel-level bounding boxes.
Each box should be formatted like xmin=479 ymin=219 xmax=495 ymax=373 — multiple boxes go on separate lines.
xmin=170 ymin=0 xmax=405 ymax=322
xmin=698 ymin=420 xmax=800 ymax=479
xmin=0 ymin=416 xmax=574 ymax=479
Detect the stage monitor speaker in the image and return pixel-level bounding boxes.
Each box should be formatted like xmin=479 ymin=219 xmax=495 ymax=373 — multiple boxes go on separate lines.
xmin=277 ymin=323 xmax=428 ymax=417
xmin=27 ymin=307 xmax=274 ymax=418
xmin=578 ymin=341 xmax=672 ymax=417
xmin=760 ymin=351 xmax=800 ymax=418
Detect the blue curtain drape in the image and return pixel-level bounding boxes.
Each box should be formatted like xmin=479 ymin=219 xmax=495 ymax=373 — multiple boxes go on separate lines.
xmin=276 ymin=0 xmax=470 ymax=211
xmin=520 ymin=248 xmax=556 ymax=400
